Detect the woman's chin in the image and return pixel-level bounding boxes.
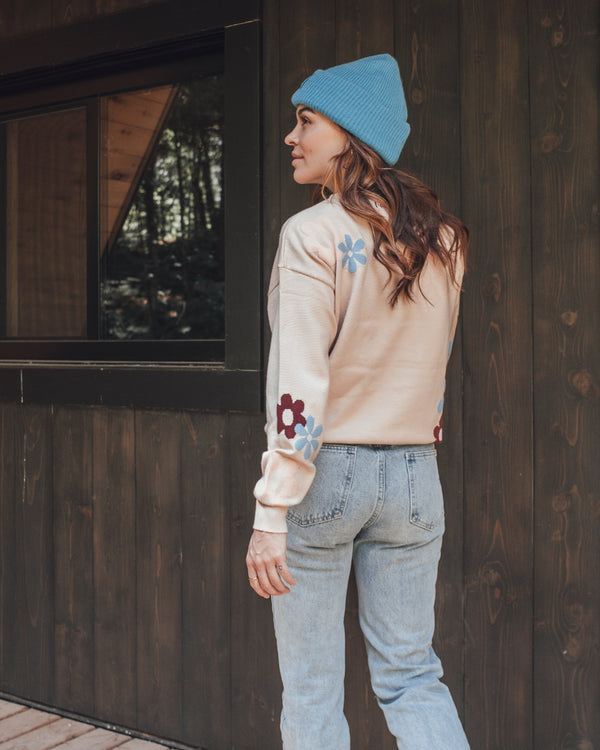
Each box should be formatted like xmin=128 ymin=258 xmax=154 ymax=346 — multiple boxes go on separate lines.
xmin=292 ymin=170 xmax=323 ymax=187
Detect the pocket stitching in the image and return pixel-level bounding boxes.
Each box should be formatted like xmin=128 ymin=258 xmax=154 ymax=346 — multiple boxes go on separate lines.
xmin=288 ymin=447 xmax=356 ymax=527
xmin=406 ymin=451 xmax=443 ymax=532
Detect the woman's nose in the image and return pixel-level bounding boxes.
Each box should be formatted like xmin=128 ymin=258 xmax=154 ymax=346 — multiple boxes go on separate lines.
xmin=284 ymin=127 xmax=297 ymax=146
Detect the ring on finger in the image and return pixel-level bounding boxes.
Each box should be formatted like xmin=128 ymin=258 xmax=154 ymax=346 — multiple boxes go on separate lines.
xmin=249 ymin=576 xmax=258 ymax=581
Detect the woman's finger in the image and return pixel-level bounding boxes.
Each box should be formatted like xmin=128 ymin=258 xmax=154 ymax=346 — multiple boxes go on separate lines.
xmin=248 ymin=569 xmax=270 ymax=599
xmin=257 ymin=568 xmax=284 ymax=597
xmin=265 ymin=564 xmax=290 ymax=595
xmin=276 ymin=560 xmax=296 ymax=588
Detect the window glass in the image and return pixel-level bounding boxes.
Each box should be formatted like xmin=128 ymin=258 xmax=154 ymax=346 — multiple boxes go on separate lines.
xmin=3 ymin=108 xmax=87 ymax=338
xmin=100 ymin=76 xmax=224 ymax=340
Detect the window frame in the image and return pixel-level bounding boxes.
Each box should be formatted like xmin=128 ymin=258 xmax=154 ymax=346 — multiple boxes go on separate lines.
xmin=0 ymin=7 xmax=262 ymax=411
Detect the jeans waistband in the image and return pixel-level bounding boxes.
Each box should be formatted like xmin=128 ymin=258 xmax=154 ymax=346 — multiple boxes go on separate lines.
xmin=322 ymin=442 xmax=436 ymax=451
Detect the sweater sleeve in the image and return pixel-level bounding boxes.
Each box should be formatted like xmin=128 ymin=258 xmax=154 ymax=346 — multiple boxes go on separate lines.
xmin=253 ymin=219 xmax=337 ymax=533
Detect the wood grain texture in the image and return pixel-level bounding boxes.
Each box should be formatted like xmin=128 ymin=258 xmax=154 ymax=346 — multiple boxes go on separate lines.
xmin=278 ymin=0 xmax=336 ymax=221
xmin=229 ymin=412 xmax=282 ymax=750
xmin=0 ymin=0 xmax=52 ymax=38
xmin=135 ymin=410 xmax=182 ymax=742
xmin=53 ymin=406 xmax=95 ymax=714
xmin=0 ymin=404 xmax=21 ymax=695
xmin=92 ymin=408 xmax=137 ymax=728
xmin=395 ymin=0 xmax=466 ymax=715
xmin=0 ymin=716 xmax=92 ymax=749
xmin=180 ymin=411 xmax=229 ymax=749
xmin=336 ymin=0 xmax=394 ymax=61
xmin=261 ymin=0 xmax=281 ymax=353
xmin=529 ymin=1 xmax=600 ymax=747
xmin=16 ymin=406 xmax=55 ymax=704
xmin=9 ymin=109 xmax=87 ymax=338
xmin=0 ymin=0 xmax=160 ymax=37
xmin=460 ymin=0 xmax=535 ymax=747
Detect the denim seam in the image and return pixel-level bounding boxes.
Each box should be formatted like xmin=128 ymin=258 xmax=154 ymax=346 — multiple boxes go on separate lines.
xmin=287 ymin=447 xmax=357 ymax=527
xmin=406 ymin=452 xmax=438 ymax=531
xmin=364 ymin=449 xmax=386 ymax=529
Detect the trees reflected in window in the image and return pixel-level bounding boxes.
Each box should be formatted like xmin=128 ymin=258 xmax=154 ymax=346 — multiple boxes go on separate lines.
xmin=100 ymin=76 xmax=224 ymax=340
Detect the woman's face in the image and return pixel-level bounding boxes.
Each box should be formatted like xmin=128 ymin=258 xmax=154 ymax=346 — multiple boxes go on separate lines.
xmin=284 ymin=106 xmax=348 ymax=189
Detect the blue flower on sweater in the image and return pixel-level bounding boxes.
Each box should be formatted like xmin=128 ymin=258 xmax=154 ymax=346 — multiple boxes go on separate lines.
xmin=294 ymin=415 xmax=323 ymax=459
xmin=437 ymin=380 xmax=446 ymax=414
xmin=338 ymin=234 xmax=367 ymax=273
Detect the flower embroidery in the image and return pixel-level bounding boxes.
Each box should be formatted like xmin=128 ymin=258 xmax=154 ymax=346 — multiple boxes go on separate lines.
xmin=437 ymin=381 xmax=446 ymax=415
xmin=277 ymin=393 xmax=306 ymax=439
xmin=338 ymin=234 xmax=367 ymax=273
xmin=433 ymin=415 xmax=443 ymax=444
xmin=294 ymin=415 xmax=323 ymax=460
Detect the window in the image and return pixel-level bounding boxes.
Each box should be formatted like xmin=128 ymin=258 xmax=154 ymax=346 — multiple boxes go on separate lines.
xmin=0 ymin=15 xmax=261 ymax=409
xmin=100 ymin=78 xmax=224 ymax=342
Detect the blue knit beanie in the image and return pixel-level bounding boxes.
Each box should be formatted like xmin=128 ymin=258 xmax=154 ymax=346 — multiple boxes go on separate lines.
xmin=291 ymin=54 xmax=410 ymax=166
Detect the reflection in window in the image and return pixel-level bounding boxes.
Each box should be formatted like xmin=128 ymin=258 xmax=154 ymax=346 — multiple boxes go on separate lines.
xmin=100 ymin=77 xmax=224 ymax=340
xmin=2 ymin=108 xmax=87 ymax=338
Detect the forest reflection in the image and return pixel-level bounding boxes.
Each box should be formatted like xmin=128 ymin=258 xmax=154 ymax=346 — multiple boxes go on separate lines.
xmin=100 ymin=76 xmax=224 ymax=341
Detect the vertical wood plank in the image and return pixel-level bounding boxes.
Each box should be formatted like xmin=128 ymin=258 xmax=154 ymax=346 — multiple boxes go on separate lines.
xmin=529 ymin=1 xmax=600 ymax=747
xmin=180 ymin=412 xmax=230 ymax=749
xmin=92 ymin=407 xmax=137 ymax=729
xmin=336 ymin=0 xmax=394 ymax=61
xmin=262 ymin=0 xmax=281 ymax=357
xmin=15 ymin=405 xmax=55 ymax=703
xmin=0 ymin=403 xmax=21 ymax=695
xmin=460 ymin=1 xmax=534 ymax=747
xmin=395 ymin=0 xmax=466 ymax=717
xmin=135 ymin=409 xmax=183 ymax=742
xmin=0 ymin=1 xmax=53 ymax=37
xmin=229 ymin=412 xmax=282 ymax=749
xmin=278 ymin=0 xmax=336 ymax=220
xmin=53 ymin=406 xmax=95 ymax=714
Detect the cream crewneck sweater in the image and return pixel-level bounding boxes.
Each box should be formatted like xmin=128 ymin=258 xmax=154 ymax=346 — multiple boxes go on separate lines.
xmin=253 ymin=194 xmax=464 ymax=533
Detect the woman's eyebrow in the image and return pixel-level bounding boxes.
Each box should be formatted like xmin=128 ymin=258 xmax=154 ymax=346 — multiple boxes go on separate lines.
xmin=297 ymin=106 xmax=315 ymax=116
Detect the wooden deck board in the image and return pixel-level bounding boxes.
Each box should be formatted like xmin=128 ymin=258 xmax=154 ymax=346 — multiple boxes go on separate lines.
xmin=0 ymin=707 xmax=59 ymax=742
xmin=0 ymin=700 xmax=171 ymax=749
xmin=56 ymin=728 xmax=129 ymax=749
xmin=0 ymin=702 xmax=25 ymax=721
xmin=0 ymin=717 xmax=92 ymax=749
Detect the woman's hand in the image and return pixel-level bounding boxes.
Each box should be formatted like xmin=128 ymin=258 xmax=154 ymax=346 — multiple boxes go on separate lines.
xmin=246 ymin=529 xmax=296 ymax=598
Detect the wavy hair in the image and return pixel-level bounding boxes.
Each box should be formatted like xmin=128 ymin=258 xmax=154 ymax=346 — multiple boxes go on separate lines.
xmin=315 ymin=134 xmax=469 ymax=305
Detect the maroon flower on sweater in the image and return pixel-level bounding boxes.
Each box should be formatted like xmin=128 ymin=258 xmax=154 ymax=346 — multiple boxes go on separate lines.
xmin=277 ymin=393 xmax=307 ymax=439
xmin=433 ymin=415 xmax=443 ymax=444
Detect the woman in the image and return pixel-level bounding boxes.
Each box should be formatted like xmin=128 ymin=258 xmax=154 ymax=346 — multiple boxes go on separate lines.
xmin=246 ymin=54 xmax=471 ymax=750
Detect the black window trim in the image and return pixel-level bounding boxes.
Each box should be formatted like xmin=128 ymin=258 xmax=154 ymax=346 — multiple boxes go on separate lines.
xmin=0 ymin=5 xmax=262 ymax=412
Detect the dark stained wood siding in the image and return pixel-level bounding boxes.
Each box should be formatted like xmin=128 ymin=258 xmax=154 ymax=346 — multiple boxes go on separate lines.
xmin=0 ymin=0 xmax=162 ymax=37
xmin=0 ymin=1 xmax=597 ymax=749
xmin=460 ymin=0 xmax=535 ymax=746
xmin=529 ymin=1 xmax=600 ymax=748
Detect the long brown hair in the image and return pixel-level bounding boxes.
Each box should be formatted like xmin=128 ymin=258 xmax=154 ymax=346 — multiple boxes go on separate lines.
xmin=316 ymin=134 xmax=469 ymax=305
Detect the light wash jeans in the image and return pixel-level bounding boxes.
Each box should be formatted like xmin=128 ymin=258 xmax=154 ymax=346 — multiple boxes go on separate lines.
xmin=271 ymin=443 xmax=470 ymax=750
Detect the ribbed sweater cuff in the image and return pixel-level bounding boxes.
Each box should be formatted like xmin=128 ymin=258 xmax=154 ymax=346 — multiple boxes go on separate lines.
xmin=253 ymin=500 xmax=288 ymax=533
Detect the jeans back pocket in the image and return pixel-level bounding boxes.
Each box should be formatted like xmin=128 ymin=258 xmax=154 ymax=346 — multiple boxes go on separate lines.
xmin=287 ymin=444 xmax=356 ymax=527
xmin=405 ymin=448 xmax=445 ymax=532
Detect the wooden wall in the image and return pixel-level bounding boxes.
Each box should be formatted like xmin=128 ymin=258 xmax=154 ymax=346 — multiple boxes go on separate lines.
xmin=0 ymin=1 xmax=598 ymax=749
